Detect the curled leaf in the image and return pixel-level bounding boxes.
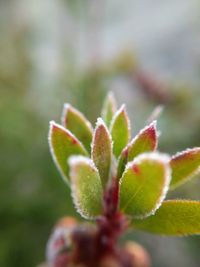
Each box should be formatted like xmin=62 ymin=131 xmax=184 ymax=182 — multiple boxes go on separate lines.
xmin=110 ymin=105 xmax=130 ymax=158
xmin=69 ymin=156 xmax=103 ymax=219
xmin=132 ymin=200 xmax=200 ymax=236
xmin=170 ymin=147 xmax=200 ymax=190
xmin=117 ymin=121 xmax=158 ymax=179
xmin=62 ymin=104 xmax=93 ymax=152
xmin=48 ymin=121 xmax=88 ymax=184
xmin=101 ymin=92 xmax=117 ymax=127
xmin=119 ymin=153 xmax=171 ymax=218
xmin=91 ymin=118 xmax=112 ymax=189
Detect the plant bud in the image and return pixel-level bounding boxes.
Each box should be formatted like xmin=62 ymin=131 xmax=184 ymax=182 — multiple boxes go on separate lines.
xmin=125 ymin=241 xmax=151 ymax=267
xmin=46 ymin=217 xmax=77 ymax=267
xmin=99 ymin=255 xmax=121 ymax=267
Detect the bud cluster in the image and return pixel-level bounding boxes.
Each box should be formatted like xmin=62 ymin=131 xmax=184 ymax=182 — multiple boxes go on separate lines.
xmin=45 ymin=92 xmax=200 ymax=267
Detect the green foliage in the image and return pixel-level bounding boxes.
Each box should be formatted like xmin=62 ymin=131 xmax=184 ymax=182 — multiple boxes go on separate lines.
xmin=119 ymin=153 xmax=170 ymax=218
xmin=48 ymin=91 xmax=200 ymax=236
xmin=117 ymin=121 xmax=158 ymax=179
xmin=170 ymin=148 xmax=200 ymax=189
xmin=62 ymin=104 xmax=93 ymax=153
xmin=49 ymin=121 xmax=88 ymax=184
xmin=110 ymin=105 xmax=130 ymax=158
xmin=132 ymin=200 xmax=200 ymax=236
xmin=101 ymin=92 xmax=117 ymax=127
xmin=69 ymin=156 xmax=103 ymax=219
xmin=91 ymin=118 xmax=112 ymax=189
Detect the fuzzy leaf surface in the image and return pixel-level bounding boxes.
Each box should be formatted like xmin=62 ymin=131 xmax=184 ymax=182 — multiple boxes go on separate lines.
xmin=120 ymin=153 xmax=170 ymax=218
xmin=132 ymin=200 xmax=200 ymax=236
xmin=101 ymin=92 xmax=117 ymax=127
xmin=170 ymin=148 xmax=200 ymax=189
xmin=110 ymin=105 xmax=130 ymax=158
xmin=62 ymin=104 xmax=93 ymax=152
xmin=92 ymin=118 xmax=112 ymax=188
xmin=69 ymin=156 xmax=103 ymax=219
xmin=49 ymin=121 xmax=87 ymax=183
xmin=117 ymin=121 xmax=158 ymax=178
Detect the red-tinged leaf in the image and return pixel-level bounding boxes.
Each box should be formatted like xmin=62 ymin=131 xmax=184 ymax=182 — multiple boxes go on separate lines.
xmin=132 ymin=200 xmax=200 ymax=236
xmin=61 ymin=104 xmax=93 ymax=153
xmin=91 ymin=118 xmax=112 ymax=189
xmin=119 ymin=153 xmax=171 ymax=218
xmin=110 ymin=105 xmax=130 ymax=158
xmin=170 ymin=147 xmax=200 ymax=189
xmin=117 ymin=121 xmax=158 ymax=179
xmin=69 ymin=156 xmax=103 ymax=219
xmin=101 ymin=92 xmax=117 ymax=127
xmin=48 ymin=121 xmax=88 ymax=184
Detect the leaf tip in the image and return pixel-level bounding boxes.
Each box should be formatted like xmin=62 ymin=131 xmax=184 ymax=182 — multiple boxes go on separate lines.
xmin=147 ymin=120 xmax=158 ymax=141
xmin=68 ymin=155 xmax=97 ymax=172
xmin=119 ymin=103 xmax=126 ymax=113
xmin=48 ymin=120 xmax=61 ymax=141
xmin=171 ymin=147 xmax=200 ymax=160
xmin=107 ymin=91 xmax=117 ymax=103
xmin=61 ymin=103 xmax=71 ymax=125
xmin=107 ymin=91 xmax=115 ymax=98
xmin=94 ymin=117 xmax=112 ymax=140
xmin=170 ymin=147 xmax=200 ymax=190
xmin=96 ymin=117 xmax=107 ymax=128
xmin=49 ymin=120 xmax=65 ymax=131
xmin=150 ymin=119 xmax=157 ymax=128
xmin=49 ymin=119 xmax=56 ymax=128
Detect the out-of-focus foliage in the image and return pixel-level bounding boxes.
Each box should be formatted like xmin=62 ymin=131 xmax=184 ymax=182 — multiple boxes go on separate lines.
xmin=1 ymin=0 xmax=200 ymax=267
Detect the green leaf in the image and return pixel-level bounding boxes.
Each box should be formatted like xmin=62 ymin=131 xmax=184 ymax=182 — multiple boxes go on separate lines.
xmin=91 ymin=118 xmax=112 ymax=189
xmin=48 ymin=121 xmax=88 ymax=184
xmin=62 ymin=104 xmax=93 ymax=153
xmin=110 ymin=105 xmax=130 ymax=158
xmin=132 ymin=200 xmax=200 ymax=236
xmin=170 ymin=147 xmax=200 ymax=190
xmin=117 ymin=121 xmax=158 ymax=179
xmin=119 ymin=153 xmax=170 ymax=218
xmin=69 ymin=156 xmax=103 ymax=219
xmin=101 ymin=92 xmax=117 ymax=127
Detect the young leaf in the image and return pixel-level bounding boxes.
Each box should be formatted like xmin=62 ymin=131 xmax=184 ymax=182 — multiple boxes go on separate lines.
xmin=91 ymin=118 xmax=112 ymax=188
xmin=119 ymin=153 xmax=171 ymax=219
xmin=170 ymin=147 xmax=200 ymax=190
xmin=48 ymin=121 xmax=88 ymax=184
xmin=117 ymin=121 xmax=158 ymax=178
xmin=101 ymin=92 xmax=117 ymax=127
xmin=146 ymin=105 xmax=164 ymax=124
xmin=132 ymin=200 xmax=200 ymax=236
xmin=61 ymin=104 xmax=93 ymax=153
xmin=110 ymin=105 xmax=130 ymax=158
xmin=69 ymin=156 xmax=103 ymax=219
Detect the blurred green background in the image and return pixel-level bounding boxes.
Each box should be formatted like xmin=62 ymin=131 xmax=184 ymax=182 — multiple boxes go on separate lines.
xmin=1 ymin=1 xmax=200 ymax=266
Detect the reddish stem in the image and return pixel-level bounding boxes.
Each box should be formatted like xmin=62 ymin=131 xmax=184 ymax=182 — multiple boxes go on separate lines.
xmin=52 ymin=179 xmax=133 ymax=267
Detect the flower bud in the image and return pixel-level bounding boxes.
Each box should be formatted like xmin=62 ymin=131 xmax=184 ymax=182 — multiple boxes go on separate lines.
xmin=46 ymin=217 xmax=77 ymax=267
xmin=99 ymin=255 xmax=121 ymax=267
xmin=125 ymin=241 xmax=151 ymax=267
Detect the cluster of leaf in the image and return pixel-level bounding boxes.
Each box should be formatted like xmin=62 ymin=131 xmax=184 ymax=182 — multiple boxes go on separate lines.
xmin=49 ymin=92 xmax=200 ymax=236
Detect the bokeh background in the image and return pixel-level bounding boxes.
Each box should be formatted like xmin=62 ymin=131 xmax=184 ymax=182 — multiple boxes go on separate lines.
xmin=1 ymin=1 xmax=200 ymax=266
